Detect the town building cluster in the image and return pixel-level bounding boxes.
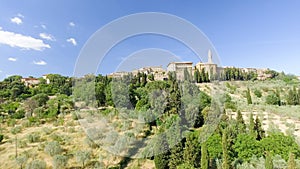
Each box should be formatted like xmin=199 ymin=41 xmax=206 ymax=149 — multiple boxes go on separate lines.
xmin=108 ymin=50 xmax=273 ymax=81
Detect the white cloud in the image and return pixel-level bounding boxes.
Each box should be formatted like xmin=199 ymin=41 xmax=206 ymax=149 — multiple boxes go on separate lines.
xmin=33 ymin=60 xmax=47 ymax=65
xmin=66 ymin=38 xmax=77 ymax=46
xmin=11 ymin=17 xmax=23 ymax=25
xmin=0 ymin=70 xmax=2 ymax=73
xmin=0 ymin=27 xmax=2 ymax=30
xmin=39 ymin=33 xmax=55 ymax=41
xmin=8 ymin=57 xmax=17 ymax=62
xmin=0 ymin=29 xmax=50 ymax=51
xmin=69 ymin=22 xmax=75 ymax=27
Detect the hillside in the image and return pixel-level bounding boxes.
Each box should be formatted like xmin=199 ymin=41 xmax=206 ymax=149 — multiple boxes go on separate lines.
xmin=0 ymin=74 xmax=300 ymax=168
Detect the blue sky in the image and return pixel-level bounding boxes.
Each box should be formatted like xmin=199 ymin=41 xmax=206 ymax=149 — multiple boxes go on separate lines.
xmin=0 ymin=0 xmax=300 ymax=79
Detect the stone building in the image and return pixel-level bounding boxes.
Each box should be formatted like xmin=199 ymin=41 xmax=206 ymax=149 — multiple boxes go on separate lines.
xmin=167 ymin=62 xmax=193 ymax=81
xmin=195 ymin=50 xmax=221 ymax=80
xmin=21 ymin=78 xmax=40 ymax=87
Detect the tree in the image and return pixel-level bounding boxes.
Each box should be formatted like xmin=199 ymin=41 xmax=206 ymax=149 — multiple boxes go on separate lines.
xmin=287 ymin=87 xmax=299 ymax=105
xmin=53 ymin=155 xmax=68 ymax=169
xmin=222 ymin=130 xmax=230 ymax=169
xmin=254 ymin=116 xmax=265 ymax=140
xmin=183 ymin=132 xmax=201 ymax=168
xmin=249 ymin=113 xmax=255 ymax=137
xmin=23 ymin=99 xmax=38 ymax=117
xmin=75 ymin=150 xmax=91 ymax=168
xmin=254 ymin=89 xmax=262 ymax=98
xmin=154 ymin=133 xmax=170 ymax=169
xmin=266 ymin=90 xmax=281 ymax=106
xmin=236 ymin=110 xmax=246 ymax=133
xmin=246 ymin=88 xmax=252 ymax=104
xmin=16 ymin=155 xmax=28 ymax=169
xmin=260 ymin=133 xmax=300 ymax=161
xmin=287 ymin=152 xmax=296 ymax=169
xmin=206 ymin=133 xmax=222 ymax=160
xmin=31 ymin=93 xmax=49 ymax=106
xmin=44 ymin=141 xmax=62 ymax=157
xmin=169 ymin=140 xmax=184 ymax=168
xmin=265 ymin=151 xmax=273 ymax=169
xmin=233 ymin=134 xmax=262 ymax=162
xmin=201 ymin=142 xmax=209 ymax=169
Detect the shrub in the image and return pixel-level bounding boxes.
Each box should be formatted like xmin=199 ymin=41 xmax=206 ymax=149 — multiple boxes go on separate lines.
xmin=44 ymin=141 xmax=62 ymax=156
xmin=75 ymin=150 xmax=91 ymax=168
xmin=254 ymin=89 xmax=262 ymax=98
xmin=53 ymin=155 xmax=68 ymax=169
xmin=25 ymin=159 xmax=46 ymax=169
xmin=266 ymin=92 xmax=281 ymax=106
xmin=11 ymin=126 xmax=22 ymax=134
xmin=27 ymin=132 xmax=41 ymax=143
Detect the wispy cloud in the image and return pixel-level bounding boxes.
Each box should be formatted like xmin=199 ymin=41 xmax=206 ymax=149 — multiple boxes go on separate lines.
xmin=33 ymin=60 xmax=47 ymax=65
xmin=11 ymin=17 xmax=23 ymax=25
xmin=8 ymin=57 xmax=17 ymax=62
xmin=0 ymin=70 xmax=2 ymax=73
xmin=41 ymin=24 xmax=47 ymax=29
xmin=0 ymin=29 xmax=50 ymax=51
xmin=66 ymin=38 xmax=77 ymax=46
xmin=39 ymin=33 xmax=55 ymax=41
xmin=69 ymin=22 xmax=75 ymax=27
xmin=17 ymin=13 xmax=24 ymax=18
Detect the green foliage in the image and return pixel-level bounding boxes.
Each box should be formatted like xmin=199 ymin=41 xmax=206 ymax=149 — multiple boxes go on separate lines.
xmin=206 ymin=133 xmax=222 ymax=159
xmin=183 ymin=132 xmax=200 ymax=168
xmin=16 ymin=155 xmax=28 ymax=169
xmin=265 ymin=151 xmax=273 ymax=169
xmin=224 ymin=93 xmax=237 ymax=111
xmin=222 ymin=67 xmax=258 ymax=81
xmin=53 ymin=155 xmax=68 ymax=169
xmin=25 ymin=159 xmax=46 ymax=169
xmin=177 ymin=163 xmax=195 ymax=169
xmin=236 ymin=110 xmax=246 ymax=133
xmin=44 ymin=141 xmax=62 ymax=157
xmin=246 ymin=88 xmax=252 ymax=104
xmin=254 ymin=116 xmax=265 ymax=140
xmin=27 ymin=132 xmax=41 ymax=143
xmin=75 ymin=150 xmax=91 ymax=168
xmin=154 ymin=134 xmax=170 ymax=169
xmin=169 ymin=140 xmax=184 ymax=169
xmin=254 ymin=89 xmax=262 ymax=98
xmin=201 ymin=142 xmax=209 ymax=169
xmin=31 ymin=93 xmax=49 ymax=106
xmin=0 ymin=134 xmax=3 ymax=143
xmin=266 ymin=90 xmax=281 ymax=106
xmin=286 ymin=86 xmax=300 ymax=105
xmin=260 ymin=133 xmax=300 ymax=161
xmin=222 ymin=130 xmax=230 ymax=169
xmin=288 ymin=152 xmax=296 ymax=169
xmin=233 ymin=134 xmax=262 ymax=161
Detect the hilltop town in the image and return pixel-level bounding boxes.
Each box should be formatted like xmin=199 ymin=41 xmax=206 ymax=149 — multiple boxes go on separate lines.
xmin=108 ymin=50 xmax=275 ymax=82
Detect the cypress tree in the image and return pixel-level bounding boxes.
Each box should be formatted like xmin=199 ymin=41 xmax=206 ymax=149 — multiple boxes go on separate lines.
xmin=236 ymin=110 xmax=246 ymax=133
xmin=265 ymin=151 xmax=273 ymax=169
xmin=249 ymin=113 xmax=255 ymax=136
xmin=222 ymin=130 xmax=230 ymax=169
xmin=154 ymin=134 xmax=170 ymax=169
xmin=254 ymin=116 xmax=265 ymax=140
xmin=287 ymin=152 xmax=296 ymax=169
xmin=246 ymin=88 xmax=252 ymax=104
xmin=201 ymin=142 xmax=209 ymax=169
xmin=169 ymin=140 xmax=184 ymax=169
